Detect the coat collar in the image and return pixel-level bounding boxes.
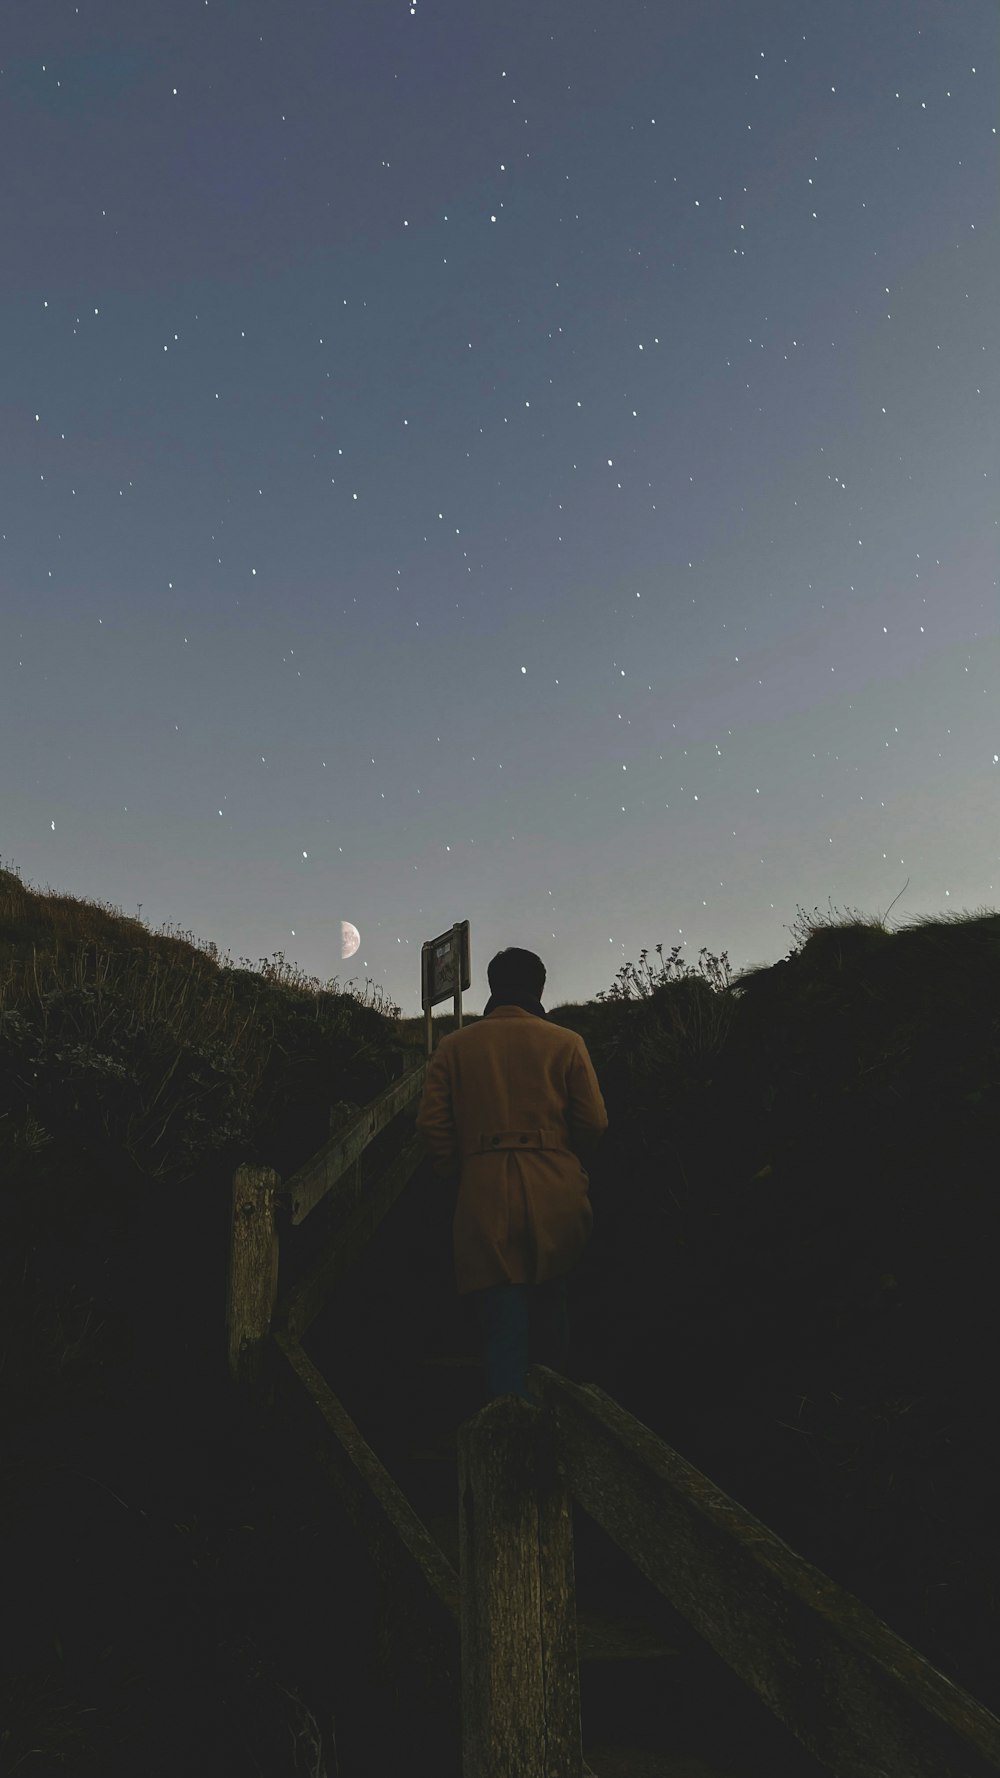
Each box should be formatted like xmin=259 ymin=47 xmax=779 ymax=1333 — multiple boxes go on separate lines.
xmin=482 ymin=995 xmax=548 ymax=1020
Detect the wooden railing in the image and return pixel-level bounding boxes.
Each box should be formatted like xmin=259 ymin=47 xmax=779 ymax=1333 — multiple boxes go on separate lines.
xmin=465 ymin=1378 xmax=1000 ymax=1778
xmin=226 ymin=1053 xmax=429 ymax=1387
xmin=226 ymin=1059 xmax=1000 ymax=1778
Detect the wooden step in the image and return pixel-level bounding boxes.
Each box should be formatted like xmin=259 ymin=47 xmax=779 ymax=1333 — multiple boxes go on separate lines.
xmin=583 ymin=1747 xmax=741 ymax=1778
xmin=419 ymin=1352 xmax=481 ymax=1369
xmin=406 ymin=1427 xmax=458 ymax=1463
xmin=577 ymin=1608 xmax=685 ymax=1665
xmin=379 ymin=1356 xmax=483 ymax=1448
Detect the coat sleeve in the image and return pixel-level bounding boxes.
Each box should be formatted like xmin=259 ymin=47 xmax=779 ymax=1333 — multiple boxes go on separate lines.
xmin=566 ymin=1037 xmax=609 ymax=1157
xmin=414 ymin=1043 xmax=460 ymax=1182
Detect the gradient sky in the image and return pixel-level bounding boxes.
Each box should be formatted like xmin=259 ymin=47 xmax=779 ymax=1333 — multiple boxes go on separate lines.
xmin=1 ymin=1 xmax=997 ymax=1017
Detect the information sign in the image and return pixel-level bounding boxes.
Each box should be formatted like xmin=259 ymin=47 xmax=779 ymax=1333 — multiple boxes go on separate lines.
xmin=421 ymin=920 xmax=471 ymax=1053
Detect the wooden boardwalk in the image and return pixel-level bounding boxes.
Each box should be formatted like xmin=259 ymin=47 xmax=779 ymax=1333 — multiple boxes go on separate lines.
xmin=326 ymin=1344 xmax=830 ymax=1777
xmin=229 ymin=1056 xmax=1000 ymax=1777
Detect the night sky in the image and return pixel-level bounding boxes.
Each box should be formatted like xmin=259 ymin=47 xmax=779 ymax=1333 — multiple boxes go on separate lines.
xmin=2 ymin=2 xmax=997 ymax=1017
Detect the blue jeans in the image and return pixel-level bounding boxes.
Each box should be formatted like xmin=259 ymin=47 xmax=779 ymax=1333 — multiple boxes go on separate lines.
xmin=474 ymin=1275 xmax=571 ymax=1401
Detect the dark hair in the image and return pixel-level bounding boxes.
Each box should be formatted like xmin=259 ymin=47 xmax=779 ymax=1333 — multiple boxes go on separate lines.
xmin=488 ymin=947 xmax=546 ymax=1003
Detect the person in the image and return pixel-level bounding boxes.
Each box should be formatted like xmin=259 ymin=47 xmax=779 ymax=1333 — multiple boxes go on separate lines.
xmin=415 ymin=947 xmax=608 ymax=1401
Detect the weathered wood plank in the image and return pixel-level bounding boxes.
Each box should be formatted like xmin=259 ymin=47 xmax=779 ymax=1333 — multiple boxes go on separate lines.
xmin=275 ymin=1129 xmax=428 ymax=1338
xmin=273 ymin=1329 xmax=459 ymax=1718
xmin=575 ymin=1608 xmax=683 ymax=1663
xmin=528 ymin=1367 xmax=1000 ymax=1778
xmin=458 ymin=1394 xmax=584 ymax=1778
xmin=226 ymin=1163 xmax=281 ymax=1389
xmin=282 ymin=1059 xmax=427 ymax=1225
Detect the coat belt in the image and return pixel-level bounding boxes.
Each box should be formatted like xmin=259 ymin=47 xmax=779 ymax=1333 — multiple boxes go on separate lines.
xmin=463 ymin=1127 xmax=573 ymax=1158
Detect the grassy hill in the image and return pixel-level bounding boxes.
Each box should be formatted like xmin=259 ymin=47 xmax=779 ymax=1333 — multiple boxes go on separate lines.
xmin=2 ymin=857 xmax=998 ymax=1772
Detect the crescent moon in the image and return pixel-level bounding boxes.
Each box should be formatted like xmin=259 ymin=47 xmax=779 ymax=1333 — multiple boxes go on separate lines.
xmin=340 ymin=920 xmax=360 ymax=960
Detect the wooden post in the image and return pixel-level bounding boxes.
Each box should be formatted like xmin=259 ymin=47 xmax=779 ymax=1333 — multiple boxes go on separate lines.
xmin=329 ymin=1102 xmax=361 ymax=1223
xmin=226 ymin=1163 xmax=281 ymax=1393
xmin=458 ymin=1395 xmax=583 ymax=1778
xmin=453 ymin=926 xmax=463 ymax=1030
xmin=530 ymin=1368 xmax=1000 ymax=1778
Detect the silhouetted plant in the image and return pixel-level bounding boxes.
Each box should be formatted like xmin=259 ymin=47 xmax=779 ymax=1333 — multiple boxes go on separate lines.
xmin=0 ymin=1667 xmax=100 ymax=1777
xmin=0 ymin=861 xmax=402 ymax=1187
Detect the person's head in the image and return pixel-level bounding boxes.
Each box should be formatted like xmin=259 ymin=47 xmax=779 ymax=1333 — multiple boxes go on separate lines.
xmin=488 ymin=947 xmax=546 ymax=1005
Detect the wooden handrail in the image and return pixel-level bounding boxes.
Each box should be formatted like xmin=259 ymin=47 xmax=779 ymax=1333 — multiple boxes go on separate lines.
xmin=227 ymin=1055 xmax=427 ymax=1387
xmin=526 ymin=1364 xmax=1000 ymax=1778
xmin=275 ymin=1129 xmax=428 ymax=1339
xmin=274 ymin=1329 xmax=461 ymax=1725
xmin=280 ymin=1056 xmax=428 ymax=1226
xmin=229 ymin=1063 xmax=1000 ymax=1777
xmin=276 ymin=1331 xmax=460 ymax=1625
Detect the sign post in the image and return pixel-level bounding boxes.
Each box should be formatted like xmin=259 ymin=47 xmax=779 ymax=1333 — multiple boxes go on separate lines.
xmin=421 ymin=920 xmax=471 ymax=1055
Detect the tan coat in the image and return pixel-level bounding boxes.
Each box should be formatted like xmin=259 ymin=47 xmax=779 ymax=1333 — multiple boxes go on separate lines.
xmin=414 ymin=1006 xmax=609 ymax=1295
